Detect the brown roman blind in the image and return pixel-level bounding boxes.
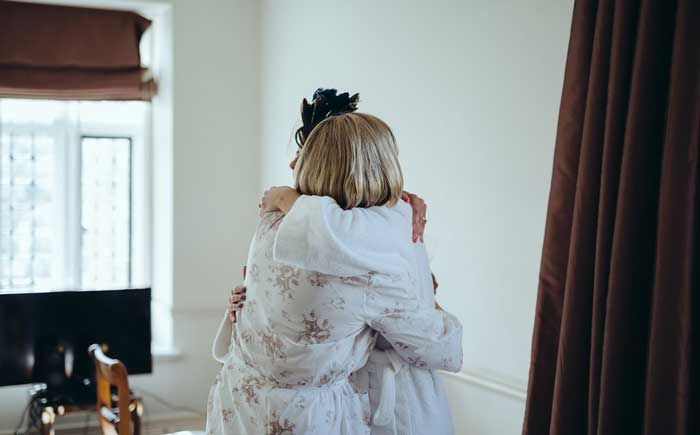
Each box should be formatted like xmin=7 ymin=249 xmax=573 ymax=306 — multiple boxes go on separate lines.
xmin=0 ymin=0 xmax=156 ymax=100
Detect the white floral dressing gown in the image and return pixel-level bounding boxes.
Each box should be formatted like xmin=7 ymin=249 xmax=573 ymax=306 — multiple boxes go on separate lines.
xmin=273 ymin=196 xmax=463 ymax=435
xmin=206 ymin=198 xmax=462 ymax=435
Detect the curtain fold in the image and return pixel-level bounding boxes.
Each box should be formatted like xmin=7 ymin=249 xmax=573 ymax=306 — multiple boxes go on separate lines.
xmin=523 ymin=0 xmax=700 ymax=434
xmin=0 ymin=0 xmax=155 ymax=101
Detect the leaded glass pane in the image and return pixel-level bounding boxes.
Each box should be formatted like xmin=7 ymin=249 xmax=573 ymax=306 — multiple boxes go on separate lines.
xmin=0 ymin=131 xmax=56 ymax=289
xmin=80 ymin=137 xmax=132 ymax=288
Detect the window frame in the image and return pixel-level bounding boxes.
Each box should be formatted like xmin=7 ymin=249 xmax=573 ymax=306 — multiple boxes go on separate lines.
xmin=79 ymin=116 xmax=152 ymax=290
xmin=0 ymin=101 xmax=152 ymax=292
xmin=0 ymin=1 xmax=174 ymax=354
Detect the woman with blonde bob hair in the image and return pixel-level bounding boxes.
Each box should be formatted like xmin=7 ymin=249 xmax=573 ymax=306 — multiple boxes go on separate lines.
xmin=294 ymin=112 xmax=404 ymax=210
xmin=207 ymin=91 xmax=462 ymax=435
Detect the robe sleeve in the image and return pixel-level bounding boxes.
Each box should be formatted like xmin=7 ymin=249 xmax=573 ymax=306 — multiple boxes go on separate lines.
xmin=212 ymin=309 xmax=233 ymax=363
xmin=362 ymin=286 xmax=464 ymax=372
xmin=273 ymin=195 xmax=413 ymax=277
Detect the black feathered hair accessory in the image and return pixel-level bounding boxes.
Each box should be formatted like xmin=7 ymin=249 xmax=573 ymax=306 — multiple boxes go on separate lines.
xmin=295 ymin=88 xmax=360 ymax=148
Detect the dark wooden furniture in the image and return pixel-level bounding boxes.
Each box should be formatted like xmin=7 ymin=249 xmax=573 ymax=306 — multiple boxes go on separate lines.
xmin=88 ymin=344 xmax=142 ymax=435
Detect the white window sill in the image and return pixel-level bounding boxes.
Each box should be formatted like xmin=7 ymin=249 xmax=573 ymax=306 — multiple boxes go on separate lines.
xmin=152 ymin=345 xmax=183 ymax=362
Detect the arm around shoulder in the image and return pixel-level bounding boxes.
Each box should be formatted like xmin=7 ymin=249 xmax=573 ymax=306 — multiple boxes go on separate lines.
xmin=273 ymin=195 xmax=411 ymax=276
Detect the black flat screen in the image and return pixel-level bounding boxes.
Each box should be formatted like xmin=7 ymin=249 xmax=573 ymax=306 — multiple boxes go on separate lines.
xmin=0 ymin=288 xmax=152 ymax=387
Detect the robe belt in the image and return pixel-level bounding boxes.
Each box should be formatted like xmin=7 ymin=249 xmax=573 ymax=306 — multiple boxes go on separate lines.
xmin=369 ymin=349 xmax=405 ymax=428
xmin=281 ymin=376 xmax=351 ymax=390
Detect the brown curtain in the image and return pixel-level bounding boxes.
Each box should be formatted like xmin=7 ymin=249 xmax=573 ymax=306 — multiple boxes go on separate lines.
xmin=0 ymin=1 xmax=156 ymax=101
xmin=523 ymin=0 xmax=699 ymax=434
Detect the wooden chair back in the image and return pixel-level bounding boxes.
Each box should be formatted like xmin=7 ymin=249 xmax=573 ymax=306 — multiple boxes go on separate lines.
xmin=88 ymin=344 xmax=133 ymax=435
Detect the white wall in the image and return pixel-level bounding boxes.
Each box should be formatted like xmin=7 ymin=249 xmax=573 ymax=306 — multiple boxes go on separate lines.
xmin=0 ymin=0 xmax=260 ymax=427
xmin=1 ymin=1 xmax=573 ymax=434
xmin=259 ymin=1 xmax=574 ymax=433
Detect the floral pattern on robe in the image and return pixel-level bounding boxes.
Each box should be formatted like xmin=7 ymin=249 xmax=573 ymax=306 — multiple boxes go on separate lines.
xmin=207 ymin=210 xmax=461 ymax=435
xmin=270 ymin=196 xmax=463 ymax=435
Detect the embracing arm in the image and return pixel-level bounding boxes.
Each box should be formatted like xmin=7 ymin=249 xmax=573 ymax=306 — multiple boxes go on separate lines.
xmin=364 ymin=288 xmax=463 ymax=372
xmin=260 ymin=187 xmax=427 ymax=242
xmin=261 ymin=187 xmax=426 ymax=277
xmin=274 ymin=195 xmax=412 ymax=276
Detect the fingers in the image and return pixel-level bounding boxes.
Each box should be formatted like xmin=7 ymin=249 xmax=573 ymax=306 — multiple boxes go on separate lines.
xmin=260 ymin=186 xmax=287 ymax=215
xmin=242 ymin=265 xmax=247 ymax=280
xmin=408 ymin=193 xmax=427 ymax=243
xmin=230 ymin=285 xmax=247 ymax=298
xmin=229 ymin=293 xmax=247 ymax=304
xmin=417 ymin=218 xmax=426 ymax=243
xmin=228 ymin=300 xmax=245 ymax=323
xmin=228 ymin=285 xmax=247 ymax=323
xmin=414 ymin=211 xmax=426 ymax=242
xmin=259 ymin=188 xmax=271 ymax=215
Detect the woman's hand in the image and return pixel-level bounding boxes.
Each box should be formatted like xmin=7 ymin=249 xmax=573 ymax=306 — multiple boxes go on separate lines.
xmin=228 ymin=285 xmax=246 ymax=322
xmin=228 ymin=265 xmax=247 ymax=323
xmin=260 ymin=186 xmax=301 ymax=215
xmin=401 ymin=191 xmax=427 ymax=242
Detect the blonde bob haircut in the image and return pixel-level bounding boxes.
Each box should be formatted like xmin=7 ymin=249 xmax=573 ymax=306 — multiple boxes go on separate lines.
xmin=294 ymin=112 xmax=404 ymax=210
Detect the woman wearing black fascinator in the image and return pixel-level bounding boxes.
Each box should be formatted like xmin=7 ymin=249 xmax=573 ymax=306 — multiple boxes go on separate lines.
xmin=289 ymin=88 xmax=360 ymax=171
xmin=295 ymin=89 xmax=360 ymax=147
xmin=207 ymin=89 xmax=462 ymax=435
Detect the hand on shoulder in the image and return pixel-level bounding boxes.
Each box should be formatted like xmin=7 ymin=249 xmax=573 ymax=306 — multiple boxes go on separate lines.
xmin=260 ymin=186 xmax=301 ymax=215
xmin=401 ymin=190 xmax=427 ymax=243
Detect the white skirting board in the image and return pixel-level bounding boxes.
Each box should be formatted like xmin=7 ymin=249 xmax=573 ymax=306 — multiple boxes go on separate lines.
xmin=440 ymin=369 xmax=527 ymax=401
xmin=440 ymin=370 xmax=527 ymax=435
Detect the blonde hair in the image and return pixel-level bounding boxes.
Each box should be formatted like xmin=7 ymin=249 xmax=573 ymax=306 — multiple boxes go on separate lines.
xmin=294 ymin=112 xmax=404 ymax=209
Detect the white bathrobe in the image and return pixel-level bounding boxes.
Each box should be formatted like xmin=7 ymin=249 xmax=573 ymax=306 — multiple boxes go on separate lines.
xmin=275 ymin=196 xmax=462 ymax=435
xmin=207 ymin=198 xmax=462 ymax=435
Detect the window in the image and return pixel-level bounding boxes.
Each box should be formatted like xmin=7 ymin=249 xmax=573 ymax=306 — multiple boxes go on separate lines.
xmin=0 ymin=99 xmax=150 ymax=291
xmin=0 ymin=3 xmax=174 ymax=353
xmin=81 ymin=137 xmax=133 ymax=287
